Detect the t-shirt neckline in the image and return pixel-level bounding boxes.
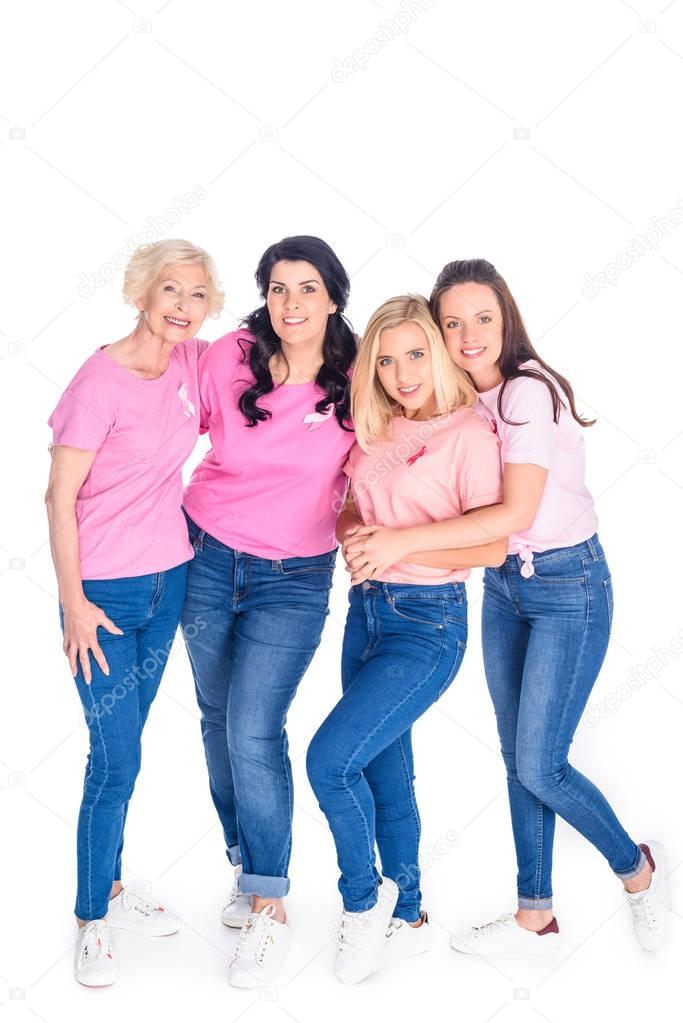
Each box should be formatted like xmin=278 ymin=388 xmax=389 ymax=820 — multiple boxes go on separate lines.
xmin=96 ymin=343 xmax=181 ymax=383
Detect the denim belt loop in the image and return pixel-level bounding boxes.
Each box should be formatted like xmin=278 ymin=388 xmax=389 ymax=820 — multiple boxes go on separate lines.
xmin=585 ymin=535 xmax=599 ymax=561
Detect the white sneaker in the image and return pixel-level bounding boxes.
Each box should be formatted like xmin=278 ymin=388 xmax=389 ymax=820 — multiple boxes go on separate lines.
xmin=450 ymin=913 xmax=560 ymax=956
xmin=107 ymin=888 xmax=180 ymax=936
xmin=334 ymin=876 xmax=399 ymax=985
xmin=624 ymin=840 xmax=670 ymax=952
xmin=228 ymin=905 xmax=291 ymax=989
xmin=377 ymin=911 xmax=431 ymax=970
xmin=221 ymin=865 xmax=251 ymax=928
xmin=74 ymin=920 xmax=117 ymax=987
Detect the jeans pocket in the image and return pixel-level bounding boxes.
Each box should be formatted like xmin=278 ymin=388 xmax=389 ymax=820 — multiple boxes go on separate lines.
xmin=387 ymin=595 xmax=446 ymax=628
xmin=277 ymin=551 xmax=337 ymax=576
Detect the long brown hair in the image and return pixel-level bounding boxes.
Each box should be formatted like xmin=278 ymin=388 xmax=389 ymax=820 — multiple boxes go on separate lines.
xmin=430 ymin=259 xmax=594 ymax=428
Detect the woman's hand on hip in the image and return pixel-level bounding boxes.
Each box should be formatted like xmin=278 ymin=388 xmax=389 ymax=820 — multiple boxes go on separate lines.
xmin=62 ymin=600 xmax=124 ymax=684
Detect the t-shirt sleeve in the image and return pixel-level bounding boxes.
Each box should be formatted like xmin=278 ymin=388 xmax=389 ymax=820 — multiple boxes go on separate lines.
xmin=48 ymin=367 xmax=114 ymax=451
xmin=498 ymin=377 xmax=559 ymax=469
xmin=456 ymin=418 xmax=504 ymax=512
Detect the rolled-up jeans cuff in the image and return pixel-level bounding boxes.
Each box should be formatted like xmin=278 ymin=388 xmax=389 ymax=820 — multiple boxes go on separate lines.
xmin=239 ymin=871 xmax=290 ymax=898
xmin=613 ymin=847 xmax=646 ymax=881
xmin=518 ymin=894 xmax=553 ymax=911
xmin=227 ymin=844 xmax=242 ymax=868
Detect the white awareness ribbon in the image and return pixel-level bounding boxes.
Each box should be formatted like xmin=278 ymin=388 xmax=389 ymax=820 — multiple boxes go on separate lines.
xmin=178 ymin=383 xmax=195 ymax=418
xmin=303 ymin=402 xmax=335 ymax=431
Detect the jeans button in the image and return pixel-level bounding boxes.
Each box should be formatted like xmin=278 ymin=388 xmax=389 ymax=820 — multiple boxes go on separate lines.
xmin=362 ymin=581 xmax=371 ymax=591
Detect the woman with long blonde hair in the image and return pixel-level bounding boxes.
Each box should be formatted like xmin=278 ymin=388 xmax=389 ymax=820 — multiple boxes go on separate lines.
xmin=306 ymin=295 xmax=506 ymax=984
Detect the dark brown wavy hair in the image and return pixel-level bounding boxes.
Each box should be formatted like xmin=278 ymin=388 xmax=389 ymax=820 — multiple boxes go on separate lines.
xmin=430 ymin=259 xmax=594 ymax=428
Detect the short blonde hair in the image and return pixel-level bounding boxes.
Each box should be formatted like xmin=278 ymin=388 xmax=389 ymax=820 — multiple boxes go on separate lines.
xmin=123 ymin=239 xmax=224 ymax=317
xmin=351 ymin=294 xmax=477 ymax=450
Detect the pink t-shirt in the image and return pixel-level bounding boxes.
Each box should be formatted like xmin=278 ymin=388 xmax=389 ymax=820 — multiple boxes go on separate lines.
xmin=48 ymin=338 xmax=208 ymax=580
xmin=345 ymin=407 xmax=503 ymax=585
xmin=477 ymin=360 xmax=599 ymax=565
xmin=183 ymin=331 xmax=356 ymax=559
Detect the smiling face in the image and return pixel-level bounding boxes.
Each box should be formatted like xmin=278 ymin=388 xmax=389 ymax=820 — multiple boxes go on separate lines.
xmin=266 ymin=260 xmax=337 ymax=348
xmin=438 ymin=281 xmax=504 ymax=391
xmin=375 ymin=321 xmax=437 ymax=420
xmin=135 ymin=262 xmax=208 ymax=343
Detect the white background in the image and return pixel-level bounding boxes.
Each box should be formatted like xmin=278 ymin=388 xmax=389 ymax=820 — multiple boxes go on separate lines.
xmin=2 ymin=0 xmax=683 ymax=1020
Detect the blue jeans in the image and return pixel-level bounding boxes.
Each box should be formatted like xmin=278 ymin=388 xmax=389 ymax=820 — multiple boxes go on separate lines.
xmin=60 ymin=563 xmax=188 ymax=921
xmin=482 ymin=534 xmax=644 ymax=910
xmin=307 ymin=580 xmax=467 ymax=922
xmin=180 ymin=512 xmax=334 ymax=898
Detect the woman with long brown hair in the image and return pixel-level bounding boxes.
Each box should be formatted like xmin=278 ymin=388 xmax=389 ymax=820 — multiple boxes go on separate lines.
xmin=344 ymin=259 xmax=669 ymax=955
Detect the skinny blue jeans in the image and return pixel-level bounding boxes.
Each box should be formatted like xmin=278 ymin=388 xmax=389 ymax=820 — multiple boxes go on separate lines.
xmin=307 ymin=579 xmax=467 ymax=921
xmin=482 ymin=534 xmax=644 ymax=910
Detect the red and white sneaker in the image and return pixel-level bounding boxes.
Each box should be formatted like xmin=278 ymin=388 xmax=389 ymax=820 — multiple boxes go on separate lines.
xmin=624 ymin=840 xmax=671 ymax=952
xmin=74 ymin=920 xmax=117 ymax=986
xmin=450 ymin=913 xmax=560 ymax=956
xmin=107 ymin=888 xmax=180 ymax=936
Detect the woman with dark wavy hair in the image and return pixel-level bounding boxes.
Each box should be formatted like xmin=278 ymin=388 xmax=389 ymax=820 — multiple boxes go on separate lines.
xmin=344 ymin=258 xmax=668 ymax=957
xmin=181 ymin=236 xmax=356 ymax=988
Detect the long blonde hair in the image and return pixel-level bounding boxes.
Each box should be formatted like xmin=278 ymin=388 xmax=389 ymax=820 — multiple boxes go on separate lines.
xmin=351 ymin=294 xmax=476 ymax=451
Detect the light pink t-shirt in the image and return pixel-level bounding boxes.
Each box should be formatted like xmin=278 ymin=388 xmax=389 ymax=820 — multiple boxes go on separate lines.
xmin=345 ymin=407 xmax=503 ymax=585
xmin=48 ymin=338 xmax=208 ymax=580
xmin=183 ymin=331 xmax=356 ymax=559
xmin=477 ymin=360 xmax=599 ymax=569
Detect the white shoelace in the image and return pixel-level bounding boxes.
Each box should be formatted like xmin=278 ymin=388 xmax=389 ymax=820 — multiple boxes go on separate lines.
xmin=337 ymin=910 xmax=371 ymax=958
xmin=232 ymin=906 xmax=277 ymax=966
xmin=627 ymin=893 xmax=659 ymax=931
xmin=78 ymin=921 xmax=113 ymax=968
xmin=119 ymin=889 xmax=159 ymax=918
xmin=471 ymin=914 xmax=513 ymax=938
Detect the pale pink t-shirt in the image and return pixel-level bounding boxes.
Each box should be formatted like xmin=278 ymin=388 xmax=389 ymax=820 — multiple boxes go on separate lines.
xmin=477 ymin=360 xmax=598 ymax=572
xmin=183 ymin=331 xmax=356 ymax=559
xmin=345 ymin=407 xmax=503 ymax=585
xmin=48 ymin=338 xmax=208 ymax=580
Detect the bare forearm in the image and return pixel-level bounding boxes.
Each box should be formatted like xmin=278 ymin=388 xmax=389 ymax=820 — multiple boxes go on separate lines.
xmin=400 ymin=504 xmax=526 ymax=553
xmin=406 ymin=537 xmax=508 ymax=569
xmin=336 ymin=510 xmax=364 ymax=545
xmin=46 ymin=491 xmax=85 ymax=607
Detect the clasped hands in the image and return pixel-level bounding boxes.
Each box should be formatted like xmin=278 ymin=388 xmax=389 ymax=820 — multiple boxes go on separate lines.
xmin=340 ymin=524 xmax=411 ymax=585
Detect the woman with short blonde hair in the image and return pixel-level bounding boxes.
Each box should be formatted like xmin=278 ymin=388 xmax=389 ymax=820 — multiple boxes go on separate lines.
xmin=46 ymin=238 xmax=222 ymax=987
